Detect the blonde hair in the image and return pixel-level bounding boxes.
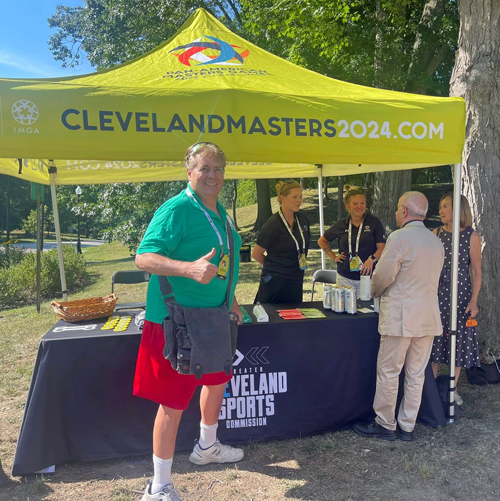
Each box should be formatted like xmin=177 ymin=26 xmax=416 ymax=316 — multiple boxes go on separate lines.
xmin=276 ymin=181 xmax=301 ymax=205
xmin=343 ymin=184 xmax=365 ymax=205
xmin=184 ymin=142 xmax=226 ymax=170
xmin=441 ymin=193 xmax=473 ymax=228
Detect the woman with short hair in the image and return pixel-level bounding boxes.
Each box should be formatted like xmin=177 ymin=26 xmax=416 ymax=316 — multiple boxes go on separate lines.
xmin=252 ymin=180 xmax=311 ymax=304
xmin=317 ymin=185 xmax=385 ymax=298
xmin=430 ymin=194 xmax=482 ymax=405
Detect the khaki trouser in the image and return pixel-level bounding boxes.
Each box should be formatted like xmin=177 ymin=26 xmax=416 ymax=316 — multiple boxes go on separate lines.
xmin=373 ymin=335 xmax=434 ymax=432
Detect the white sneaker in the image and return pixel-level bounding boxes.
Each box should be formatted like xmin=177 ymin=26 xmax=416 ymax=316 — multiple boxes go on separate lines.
xmin=189 ymin=440 xmax=244 ymax=465
xmin=141 ymin=480 xmax=182 ymax=501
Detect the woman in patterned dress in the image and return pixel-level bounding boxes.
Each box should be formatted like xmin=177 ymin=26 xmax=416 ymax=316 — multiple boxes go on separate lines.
xmin=430 ymin=194 xmax=482 ymax=404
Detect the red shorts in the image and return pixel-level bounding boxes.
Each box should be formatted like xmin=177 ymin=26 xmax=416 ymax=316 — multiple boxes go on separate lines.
xmin=133 ymin=320 xmax=232 ymax=410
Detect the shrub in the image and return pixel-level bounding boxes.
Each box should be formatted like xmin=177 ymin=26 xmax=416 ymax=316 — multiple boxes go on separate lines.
xmin=0 ymin=245 xmax=88 ymax=307
xmin=0 ymin=242 xmax=25 ymax=268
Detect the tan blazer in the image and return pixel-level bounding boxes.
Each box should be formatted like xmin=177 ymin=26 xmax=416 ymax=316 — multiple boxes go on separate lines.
xmin=371 ymin=221 xmax=444 ymax=338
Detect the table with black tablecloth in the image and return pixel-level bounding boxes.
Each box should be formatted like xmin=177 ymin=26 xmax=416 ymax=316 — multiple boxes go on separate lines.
xmin=12 ymin=302 xmax=445 ymax=476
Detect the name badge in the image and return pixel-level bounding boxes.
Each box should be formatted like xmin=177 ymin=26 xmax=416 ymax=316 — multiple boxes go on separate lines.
xmin=299 ymin=253 xmax=308 ymax=271
xmin=349 ymin=255 xmax=362 ymax=272
xmin=217 ymin=254 xmax=229 ymax=280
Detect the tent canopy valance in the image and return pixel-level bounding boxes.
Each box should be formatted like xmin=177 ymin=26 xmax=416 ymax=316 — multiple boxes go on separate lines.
xmin=0 ymin=8 xmax=465 ymax=185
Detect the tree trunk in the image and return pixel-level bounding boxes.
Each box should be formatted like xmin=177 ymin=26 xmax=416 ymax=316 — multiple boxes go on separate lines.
xmin=232 ymin=180 xmax=240 ymax=231
xmin=405 ymin=0 xmax=449 ymax=94
xmin=450 ymin=0 xmax=500 ymax=355
xmin=371 ymin=170 xmax=412 ymax=235
xmin=337 ymin=176 xmax=344 ymax=220
xmin=253 ymin=179 xmax=272 ymax=231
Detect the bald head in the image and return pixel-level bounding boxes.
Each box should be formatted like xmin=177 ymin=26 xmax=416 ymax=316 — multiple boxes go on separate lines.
xmin=396 ymin=191 xmax=428 ymax=227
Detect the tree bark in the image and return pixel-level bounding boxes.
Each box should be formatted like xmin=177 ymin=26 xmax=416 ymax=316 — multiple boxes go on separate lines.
xmin=450 ymin=0 xmax=500 ymax=356
xmin=371 ymin=170 xmax=412 ymax=235
xmin=253 ymin=179 xmax=272 ymax=231
xmin=232 ymin=179 xmax=240 ymax=231
xmin=337 ymin=176 xmax=344 ymax=221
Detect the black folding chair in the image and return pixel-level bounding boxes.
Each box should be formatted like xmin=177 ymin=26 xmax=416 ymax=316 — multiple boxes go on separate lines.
xmin=111 ymin=270 xmax=150 ymax=311
xmin=311 ymin=269 xmax=337 ymax=301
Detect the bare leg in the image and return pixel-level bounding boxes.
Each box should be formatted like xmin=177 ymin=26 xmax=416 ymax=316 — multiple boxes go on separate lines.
xmin=432 ymin=362 xmax=439 ymax=378
xmin=200 ymin=383 xmax=226 ymax=425
xmin=455 ymin=367 xmax=462 ymax=391
xmin=153 ymin=405 xmax=183 ymax=459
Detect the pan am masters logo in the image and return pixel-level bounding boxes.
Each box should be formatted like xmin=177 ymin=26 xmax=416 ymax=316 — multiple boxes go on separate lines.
xmin=170 ymin=36 xmax=249 ymax=67
xmin=12 ymin=100 xmax=39 ymax=125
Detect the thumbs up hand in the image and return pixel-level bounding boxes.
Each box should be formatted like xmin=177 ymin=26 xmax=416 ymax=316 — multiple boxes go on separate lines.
xmin=189 ymin=248 xmax=219 ymax=284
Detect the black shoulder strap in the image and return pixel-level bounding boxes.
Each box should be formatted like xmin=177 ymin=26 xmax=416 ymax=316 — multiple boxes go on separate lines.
xmin=159 ymin=215 xmax=236 ymax=309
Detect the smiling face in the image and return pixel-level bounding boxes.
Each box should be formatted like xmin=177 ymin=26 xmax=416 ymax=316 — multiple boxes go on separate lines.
xmin=439 ymin=196 xmax=453 ymax=225
xmin=346 ymin=194 xmax=366 ymax=219
xmin=280 ymin=187 xmax=303 ymax=213
xmin=187 ymin=152 xmax=225 ymax=203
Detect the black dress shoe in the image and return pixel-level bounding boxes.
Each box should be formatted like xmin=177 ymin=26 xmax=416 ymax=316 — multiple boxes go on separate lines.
xmin=399 ymin=429 xmax=417 ymax=442
xmin=352 ymin=420 xmax=397 ymax=441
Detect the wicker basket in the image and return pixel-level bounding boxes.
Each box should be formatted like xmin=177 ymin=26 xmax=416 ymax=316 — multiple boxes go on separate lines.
xmin=51 ymin=294 xmax=117 ymax=322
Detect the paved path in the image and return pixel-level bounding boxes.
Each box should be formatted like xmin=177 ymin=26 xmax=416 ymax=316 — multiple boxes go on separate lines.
xmin=12 ymin=240 xmax=104 ymax=252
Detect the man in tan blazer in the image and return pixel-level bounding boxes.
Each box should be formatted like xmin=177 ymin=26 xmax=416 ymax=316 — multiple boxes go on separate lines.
xmin=353 ymin=191 xmax=444 ymax=441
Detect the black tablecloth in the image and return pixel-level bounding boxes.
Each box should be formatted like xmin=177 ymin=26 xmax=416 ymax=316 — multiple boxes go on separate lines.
xmin=12 ymin=303 xmax=445 ymax=475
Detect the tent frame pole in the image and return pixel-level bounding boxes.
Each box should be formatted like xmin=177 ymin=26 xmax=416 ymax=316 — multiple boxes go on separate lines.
xmin=448 ymin=162 xmax=462 ymax=422
xmin=317 ymin=165 xmax=326 ymax=270
xmin=49 ymin=162 xmax=68 ymax=301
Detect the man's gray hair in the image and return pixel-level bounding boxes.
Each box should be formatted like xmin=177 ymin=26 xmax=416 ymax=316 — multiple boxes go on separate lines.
xmin=400 ymin=191 xmax=428 ymax=218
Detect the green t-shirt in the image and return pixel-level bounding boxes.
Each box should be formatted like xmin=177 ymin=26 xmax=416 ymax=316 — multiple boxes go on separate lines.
xmin=137 ymin=185 xmax=242 ymax=324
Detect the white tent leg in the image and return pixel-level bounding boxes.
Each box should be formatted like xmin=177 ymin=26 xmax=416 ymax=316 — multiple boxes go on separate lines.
xmin=317 ymin=165 xmax=325 ymax=270
xmin=49 ymin=163 xmax=68 ymax=301
xmin=448 ymin=162 xmax=462 ymax=422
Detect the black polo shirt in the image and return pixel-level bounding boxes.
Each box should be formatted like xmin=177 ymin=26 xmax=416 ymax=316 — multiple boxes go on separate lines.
xmin=257 ymin=211 xmax=311 ymax=283
xmin=323 ymin=213 xmax=385 ymax=280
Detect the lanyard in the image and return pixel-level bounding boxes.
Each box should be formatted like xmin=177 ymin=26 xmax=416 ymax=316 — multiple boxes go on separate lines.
xmin=278 ymin=208 xmax=305 ymax=255
xmin=348 ymin=217 xmax=364 ymax=257
xmin=185 ymin=188 xmax=230 ymax=253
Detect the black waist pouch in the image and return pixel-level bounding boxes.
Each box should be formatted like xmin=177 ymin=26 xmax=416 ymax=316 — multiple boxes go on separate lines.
xmin=162 ymin=300 xmax=238 ymax=379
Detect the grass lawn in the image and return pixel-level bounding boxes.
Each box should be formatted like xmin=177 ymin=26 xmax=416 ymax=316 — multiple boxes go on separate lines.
xmin=1 ymin=186 xmax=500 ymax=500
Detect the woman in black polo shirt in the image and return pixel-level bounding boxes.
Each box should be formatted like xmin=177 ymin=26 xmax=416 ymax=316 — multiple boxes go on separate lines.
xmin=252 ymin=180 xmax=311 ymax=304
xmin=318 ymin=185 xmax=385 ymax=298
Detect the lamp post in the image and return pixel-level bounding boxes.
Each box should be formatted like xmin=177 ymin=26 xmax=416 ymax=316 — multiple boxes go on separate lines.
xmin=75 ymin=186 xmax=82 ymax=254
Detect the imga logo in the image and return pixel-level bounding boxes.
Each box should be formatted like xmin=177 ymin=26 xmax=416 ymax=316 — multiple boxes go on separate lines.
xmin=12 ymin=100 xmax=40 ymax=134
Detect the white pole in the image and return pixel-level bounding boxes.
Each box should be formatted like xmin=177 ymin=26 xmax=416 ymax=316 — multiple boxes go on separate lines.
xmin=49 ymin=162 xmax=68 ymax=301
xmin=317 ymin=165 xmax=326 ymax=270
xmin=448 ymin=162 xmax=462 ymax=422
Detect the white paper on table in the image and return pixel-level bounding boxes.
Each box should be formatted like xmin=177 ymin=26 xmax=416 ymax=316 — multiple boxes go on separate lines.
xmin=357 ymin=307 xmax=374 ymax=314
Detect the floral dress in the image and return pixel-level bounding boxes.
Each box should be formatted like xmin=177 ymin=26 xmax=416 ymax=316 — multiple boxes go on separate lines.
xmin=430 ymin=227 xmax=480 ymax=368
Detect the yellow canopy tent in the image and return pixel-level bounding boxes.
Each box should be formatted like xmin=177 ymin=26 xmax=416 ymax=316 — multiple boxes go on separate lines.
xmin=0 ymin=8 xmax=464 ymax=184
xmin=0 ymin=9 xmax=465 ymax=419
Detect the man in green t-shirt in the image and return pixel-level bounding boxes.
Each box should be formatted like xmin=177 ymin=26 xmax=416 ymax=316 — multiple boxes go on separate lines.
xmin=134 ymin=143 xmax=243 ymax=501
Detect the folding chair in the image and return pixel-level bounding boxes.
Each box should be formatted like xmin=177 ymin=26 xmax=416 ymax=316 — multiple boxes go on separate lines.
xmin=311 ymin=269 xmax=337 ymax=301
xmin=111 ymin=270 xmax=150 ymax=311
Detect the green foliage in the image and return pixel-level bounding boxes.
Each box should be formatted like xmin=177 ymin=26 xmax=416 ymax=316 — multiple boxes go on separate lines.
xmin=0 ymin=242 xmax=26 ymax=269
xmin=240 ymin=0 xmax=458 ymax=95
xmin=0 ymin=175 xmax=35 ymax=236
xmin=0 ymin=246 xmax=88 ymax=307
xmin=48 ymin=0 xmax=244 ymax=70
xmin=236 ymin=179 xmax=258 ymax=207
xmin=98 ymin=182 xmax=185 ymax=253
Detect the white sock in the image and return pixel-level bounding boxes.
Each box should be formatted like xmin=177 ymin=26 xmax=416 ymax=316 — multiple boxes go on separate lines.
xmin=198 ymin=421 xmax=218 ymax=449
xmin=151 ymin=454 xmax=173 ymax=495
